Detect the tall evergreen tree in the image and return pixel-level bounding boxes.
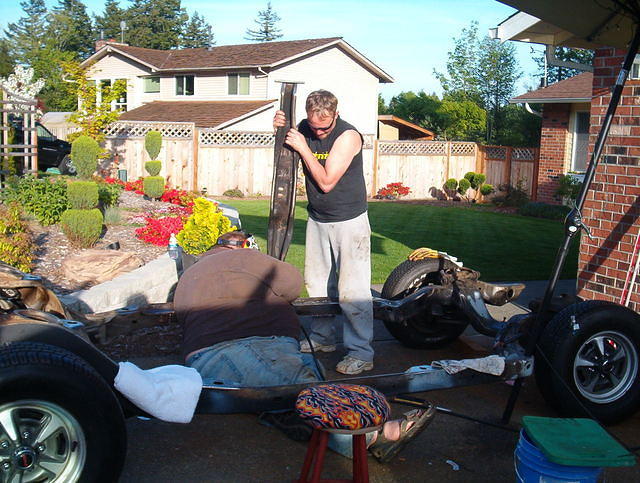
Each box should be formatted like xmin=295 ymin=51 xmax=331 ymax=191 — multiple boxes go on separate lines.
xmin=94 ymin=0 xmax=128 ymax=43
xmin=3 ymin=0 xmax=48 ymax=65
xmin=181 ymin=12 xmax=215 ymax=48
xmin=127 ymin=0 xmax=188 ymax=49
xmin=48 ymin=0 xmax=94 ymax=59
xmin=0 ymin=40 xmax=14 ymax=78
xmin=245 ymin=2 xmax=283 ymax=42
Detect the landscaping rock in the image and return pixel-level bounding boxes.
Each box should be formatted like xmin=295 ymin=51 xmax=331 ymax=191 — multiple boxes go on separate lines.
xmin=61 ymin=249 xmax=144 ymax=284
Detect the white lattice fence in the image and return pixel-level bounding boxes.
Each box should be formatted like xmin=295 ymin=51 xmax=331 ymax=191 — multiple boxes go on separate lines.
xmin=512 ymin=147 xmax=536 ymax=161
xmin=378 ymin=141 xmax=447 ymax=155
xmin=450 ymin=142 xmax=476 ymax=156
xmin=484 ymin=146 xmax=507 ymax=160
xmin=104 ymin=121 xmax=194 ymax=138
xmin=199 ymin=130 xmax=274 ymax=146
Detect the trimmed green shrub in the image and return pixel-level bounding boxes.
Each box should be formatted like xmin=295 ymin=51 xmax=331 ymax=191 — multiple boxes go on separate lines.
xmin=480 ymin=184 xmax=495 ymax=196
xmin=1 ymin=175 xmax=68 ymax=226
xmin=457 ymin=178 xmax=471 ymax=195
xmin=0 ymin=203 xmax=35 ymax=272
xmin=223 ymin=188 xmax=245 ymax=198
xmin=144 ymin=176 xmax=165 ymax=199
xmin=96 ymin=179 xmax=123 ymax=207
xmin=444 ymin=178 xmax=458 ymax=190
xmin=518 ymin=202 xmax=571 ymax=220
xmin=177 ymin=198 xmax=235 ymax=255
xmin=70 ymin=136 xmax=100 ymax=179
xmin=145 ymin=130 xmax=162 ymax=160
xmin=145 ymin=160 xmax=162 ymax=176
xmin=60 ymin=208 xmax=103 ymax=248
xmin=67 ymin=181 xmax=99 ymax=210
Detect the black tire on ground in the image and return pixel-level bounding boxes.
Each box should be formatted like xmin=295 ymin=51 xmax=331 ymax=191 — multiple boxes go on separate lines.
xmin=0 ymin=342 xmax=127 ymax=482
xmin=535 ymin=300 xmax=640 ymax=424
xmin=381 ymin=258 xmax=469 ymax=349
xmin=58 ymin=155 xmax=76 ymax=175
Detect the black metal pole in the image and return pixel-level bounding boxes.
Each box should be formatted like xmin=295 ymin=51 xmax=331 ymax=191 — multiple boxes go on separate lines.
xmin=501 ymin=26 xmax=640 ymax=424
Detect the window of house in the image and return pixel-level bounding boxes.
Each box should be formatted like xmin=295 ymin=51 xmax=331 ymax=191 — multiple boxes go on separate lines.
xmin=115 ymin=79 xmax=127 ymax=111
xmin=176 ymin=75 xmax=194 ymax=96
xmin=144 ymin=76 xmax=160 ymax=93
xmin=571 ymin=111 xmax=590 ymax=172
xmin=228 ymin=73 xmax=250 ymax=95
xmin=631 ymin=55 xmax=640 ymax=79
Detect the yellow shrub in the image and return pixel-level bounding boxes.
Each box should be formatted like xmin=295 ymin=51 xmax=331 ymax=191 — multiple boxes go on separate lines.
xmin=177 ymin=198 xmax=235 ymax=255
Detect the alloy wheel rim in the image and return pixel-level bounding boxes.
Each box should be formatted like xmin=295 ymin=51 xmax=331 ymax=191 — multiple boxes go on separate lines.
xmin=0 ymin=400 xmax=86 ymax=482
xmin=573 ymin=330 xmax=639 ymax=403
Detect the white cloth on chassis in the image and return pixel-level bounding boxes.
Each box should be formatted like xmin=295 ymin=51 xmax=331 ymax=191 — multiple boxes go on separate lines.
xmin=114 ymin=362 xmax=203 ymax=423
xmin=431 ymin=355 xmax=506 ymax=376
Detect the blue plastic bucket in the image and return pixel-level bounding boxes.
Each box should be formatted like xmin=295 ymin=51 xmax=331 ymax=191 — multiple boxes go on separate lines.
xmin=515 ymin=430 xmax=602 ymax=482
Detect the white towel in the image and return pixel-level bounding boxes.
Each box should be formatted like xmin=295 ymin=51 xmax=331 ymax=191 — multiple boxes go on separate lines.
xmin=431 ymin=355 xmax=505 ymax=376
xmin=114 ymin=362 xmax=203 ymax=423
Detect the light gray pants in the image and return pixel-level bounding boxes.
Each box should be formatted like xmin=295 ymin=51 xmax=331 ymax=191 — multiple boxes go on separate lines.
xmin=304 ymin=212 xmax=374 ymax=362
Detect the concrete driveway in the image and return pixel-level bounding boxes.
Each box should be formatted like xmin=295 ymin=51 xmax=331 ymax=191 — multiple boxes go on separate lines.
xmin=119 ymin=280 xmax=640 ymax=482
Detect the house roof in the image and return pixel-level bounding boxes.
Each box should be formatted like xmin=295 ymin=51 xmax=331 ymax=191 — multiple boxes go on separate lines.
xmin=82 ymin=37 xmax=394 ymax=82
xmin=378 ymin=115 xmax=435 ymax=139
xmin=510 ymin=72 xmax=593 ymax=104
xmin=117 ymin=100 xmax=276 ymax=128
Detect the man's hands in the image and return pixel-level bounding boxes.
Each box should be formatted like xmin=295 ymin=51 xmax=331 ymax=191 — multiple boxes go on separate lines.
xmin=273 ymin=110 xmax=312 ymax=156
xmin=273 ymin=110 xmax=286 ymax=130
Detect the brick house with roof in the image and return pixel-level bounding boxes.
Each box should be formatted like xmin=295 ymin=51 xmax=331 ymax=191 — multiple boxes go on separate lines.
xmin=495 ymin=12 xmax=640 ymax=311
xmin=511 ymin=72 xmax=593 ymax=203
xmin=81 ymin=37 xmax=393 ymax=137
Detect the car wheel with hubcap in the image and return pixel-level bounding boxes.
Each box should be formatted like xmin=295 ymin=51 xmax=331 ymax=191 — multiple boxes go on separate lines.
xmin=535 ymin=300 xmax=640 ymax=424
xmin=0 ymin=342 xmax=127 ymax=482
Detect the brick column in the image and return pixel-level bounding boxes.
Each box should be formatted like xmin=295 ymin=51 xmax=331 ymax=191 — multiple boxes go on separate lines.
xmin=537 ymin=103 xmax=570 ymax=203
xmin=577 ymin=47 xmax=640 ymax=311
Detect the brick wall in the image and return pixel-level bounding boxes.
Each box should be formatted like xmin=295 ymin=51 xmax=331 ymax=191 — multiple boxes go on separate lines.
xmin=537 ymin=103 xmax=570 ymax=203
xmin=578 ymin=47 xmax=640 ymax=311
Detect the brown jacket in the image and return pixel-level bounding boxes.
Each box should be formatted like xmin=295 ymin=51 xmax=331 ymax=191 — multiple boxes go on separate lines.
xmin=174 ymin=248 xmax=303 ymax=358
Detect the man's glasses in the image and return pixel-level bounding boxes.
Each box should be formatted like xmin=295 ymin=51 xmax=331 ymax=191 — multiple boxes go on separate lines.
xmin=309 ymin=116 xmax=336 ymax=133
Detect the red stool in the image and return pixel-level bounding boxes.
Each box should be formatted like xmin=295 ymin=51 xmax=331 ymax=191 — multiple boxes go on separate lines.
xmin=295 ymin=384 xmax=391 ymax=483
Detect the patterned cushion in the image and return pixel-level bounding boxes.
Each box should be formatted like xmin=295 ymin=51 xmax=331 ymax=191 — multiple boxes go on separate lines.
xmin=295 ymin=384 xmax=391 ymax=431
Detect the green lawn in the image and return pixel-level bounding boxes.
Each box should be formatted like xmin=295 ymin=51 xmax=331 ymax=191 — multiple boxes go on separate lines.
xmin=228 ymin=200 xmax=579 ymax=284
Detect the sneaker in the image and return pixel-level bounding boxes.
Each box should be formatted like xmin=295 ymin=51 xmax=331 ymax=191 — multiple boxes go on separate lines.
xmin=258 ymin=411 xmax=312 ymax=442
xmin=336 ymin=355 xmax=374 ymax=375
xmin=299 ymin=339 xmax=336 ymax=353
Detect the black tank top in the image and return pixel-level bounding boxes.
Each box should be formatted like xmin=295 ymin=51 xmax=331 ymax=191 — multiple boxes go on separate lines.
xmin=299 ymin=117 xmax=367 ymax=222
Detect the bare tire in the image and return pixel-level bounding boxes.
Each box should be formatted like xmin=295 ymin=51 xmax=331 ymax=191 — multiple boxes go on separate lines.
xmin=535 ymin=300 xmax=640 ymax=424
xmin=58 ymin=155 xmax=76 ymax=175
xmin=381 ymin=258 xmax=469 ymax=349
xmin=0 ymin=342 xmax=126 ymax=482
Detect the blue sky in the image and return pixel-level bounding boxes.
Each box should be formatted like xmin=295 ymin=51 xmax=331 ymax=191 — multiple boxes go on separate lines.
xmin=1 ymin=0 xmax=544 ymax=100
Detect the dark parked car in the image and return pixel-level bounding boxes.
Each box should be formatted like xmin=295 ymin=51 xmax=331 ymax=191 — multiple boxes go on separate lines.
xmin=9 ymin=117 xmax=75 ymax=174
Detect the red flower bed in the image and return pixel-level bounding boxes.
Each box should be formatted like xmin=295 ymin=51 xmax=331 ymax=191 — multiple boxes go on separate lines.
xmin=160 ymin=188 xmax=197 ymax=208
xmin=135 ymin=215 xmax=186 ymax=246
xmin=375 ymin=182 xmax=411 ymax=199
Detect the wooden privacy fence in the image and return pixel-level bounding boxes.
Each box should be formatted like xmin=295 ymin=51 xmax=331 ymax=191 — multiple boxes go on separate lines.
xmin=104 ymin=121 xmax=539 ymax=200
